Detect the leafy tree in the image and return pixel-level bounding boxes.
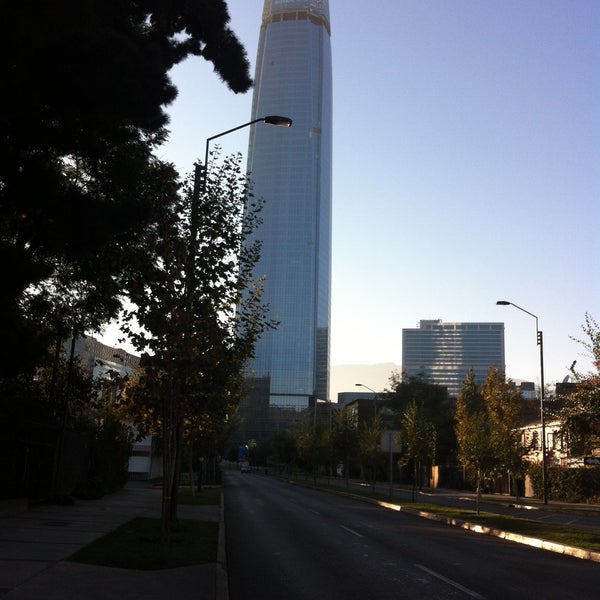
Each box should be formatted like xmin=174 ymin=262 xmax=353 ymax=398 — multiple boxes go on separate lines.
xmin=358 ymin=414 xmax=383 ymax=491
xmin=455 ymin=368 xmax=524 ymax=512
xmin=553 ymin=313 xmax=600 ymax=456
xmin=181 ymin=401 xmax=240 ymax=491
xmin=454 ymin=370 xmax=493 ymax=513
xmin=385 ymin=372 xmax=455 ymax=464
xmin=121 ymin=152 xmax=271 ymax=541
xmin=18 ymin=159 xmax=181 ymax=372
xmin=1 ymin=0 xmax=252 ymax=374
xmin=481 ymin=367 xmax=525 ymax=497
xmin=296 ymin=425 xmax=331 ymax=483
xmin=400 ymin=401 xmax=436 ymax=501
xmin=249 ymin=431 xmax=298 ymax=473
xmin=331 ymin=407 xmax=359 ymax=488
xmin=0 ymin=347 xmax=132 ymax=501
xmin=73 ymin=412 xmax=133 ymax=499
xmin=51 ymin=353 xmax=132 ymax=500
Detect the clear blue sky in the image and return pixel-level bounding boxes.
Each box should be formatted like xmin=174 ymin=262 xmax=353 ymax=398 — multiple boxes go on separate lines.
xmin=107 ymin=1 xmax=599 ymax=393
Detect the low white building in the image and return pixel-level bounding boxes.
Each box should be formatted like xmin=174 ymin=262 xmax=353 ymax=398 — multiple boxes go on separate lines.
xmin=520 ymin=420 xmax=565 ymax=467
xmin=68 ymin=335 xmax=152 ymax=480
xmin=520 ymin=419 xmax=600 ymax=468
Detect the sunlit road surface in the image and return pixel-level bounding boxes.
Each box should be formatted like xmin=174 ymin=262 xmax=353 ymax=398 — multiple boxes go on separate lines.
xmin=225 ymin=472 xmax=600 ymax=600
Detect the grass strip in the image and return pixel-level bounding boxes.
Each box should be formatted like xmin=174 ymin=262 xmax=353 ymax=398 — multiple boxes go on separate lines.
xmin=68 ymin=517 xmax=218 ymax=570
xmin=177 ymin=486 xmax=221 ymax=506
xmin=148 ymin=484 xmax=221 ymax=506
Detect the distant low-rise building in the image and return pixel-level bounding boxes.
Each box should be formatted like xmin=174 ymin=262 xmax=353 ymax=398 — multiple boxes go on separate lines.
xmin=517 ymin=381 xmax=536 ymax=400
xmin=337 ymin=391 xmax=375 ymax=407
xmin=68 ymin=336 xmax=152 ymax=480
xmin=520 ymin=379 xmax=600 ymax=469
xmin=520 ymin=419 xmax=566 ymax=467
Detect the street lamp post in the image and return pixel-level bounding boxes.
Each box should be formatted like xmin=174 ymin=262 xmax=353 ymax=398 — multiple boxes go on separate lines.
xmin=388 ymin=430 xmax=394 ymax=497
xmin=201 ymin=116 xmax=293 ymax=192
xmin=356 ymin=383 xmax=395 ymax=495
xmin=187 ymin=115 xmax=292 ymax=295
xmin=497 ymin=300 xmax=548 ymax=504
xmin=355 ymin=383 xmax=378 ymax=416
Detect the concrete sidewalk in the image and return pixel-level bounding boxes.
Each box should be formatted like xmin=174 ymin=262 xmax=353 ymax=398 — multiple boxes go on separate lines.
xmin=0 ymin=484 xmax=227 ymax=600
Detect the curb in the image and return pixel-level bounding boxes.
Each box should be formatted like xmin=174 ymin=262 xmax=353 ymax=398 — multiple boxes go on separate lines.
xmin=216 ymin=493 xmax=229 ymax=600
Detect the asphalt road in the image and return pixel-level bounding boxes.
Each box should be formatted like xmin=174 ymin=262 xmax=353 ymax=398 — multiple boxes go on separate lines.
xmin=224 ymin=471 xmax=600 ymax=600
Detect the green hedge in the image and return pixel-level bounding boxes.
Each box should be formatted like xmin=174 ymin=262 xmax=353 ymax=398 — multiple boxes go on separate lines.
xmin=527 ymin=465 xmax=600 ymax=503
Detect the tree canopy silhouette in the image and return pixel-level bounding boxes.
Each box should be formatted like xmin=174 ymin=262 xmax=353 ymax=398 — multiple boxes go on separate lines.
xmin=0 ymin=0 xmax=252 ymax=374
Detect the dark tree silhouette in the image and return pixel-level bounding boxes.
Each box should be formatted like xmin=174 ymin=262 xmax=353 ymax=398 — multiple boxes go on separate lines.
xmin=0 ymin=0 xmax=252 ymax=374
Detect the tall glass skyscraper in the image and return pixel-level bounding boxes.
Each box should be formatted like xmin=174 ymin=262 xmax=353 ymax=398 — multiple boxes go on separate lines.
xmin=244 ymin=0 xmax=332 ymax=415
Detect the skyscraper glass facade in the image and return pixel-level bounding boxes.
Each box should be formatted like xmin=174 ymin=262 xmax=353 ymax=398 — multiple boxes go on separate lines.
xmin=402 ymin=320 xmax=505 ymax=398
xmin=244 ymin=0 xmax=332 ymax=413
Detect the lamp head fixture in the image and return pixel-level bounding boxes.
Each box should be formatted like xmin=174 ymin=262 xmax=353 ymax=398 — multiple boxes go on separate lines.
xmin=496 ymin=300 xmax=510 ymax=306
xmin=355 ymin=383 xmax=377 ymax=393
xmin=263 ymin=115 xmax=293 ymax=127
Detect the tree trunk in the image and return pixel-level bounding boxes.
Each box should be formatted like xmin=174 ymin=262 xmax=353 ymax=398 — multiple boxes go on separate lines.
xmin=169 ymin=420 xmax=183 ymax=523
xmin=370 ymin=461 xmax=376 ymax=492
xmin=189 ymin=446 xmax=195 ymax=497
xmin=476 ymin=470 xmax=481 ymax=515
xmin=161 ymin=393 xmax=177 ymax=543
xmin=512 ymin=472 xmax=521 ymax=502
xmin=161 ymin=412 xmax=174 ymax=543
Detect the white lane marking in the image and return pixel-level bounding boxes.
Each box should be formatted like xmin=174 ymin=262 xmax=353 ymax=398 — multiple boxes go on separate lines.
xmin=415 ymin=564 xmax=485 ymax=599
xmin=340 ymin=525 xmax=364 ymax=538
